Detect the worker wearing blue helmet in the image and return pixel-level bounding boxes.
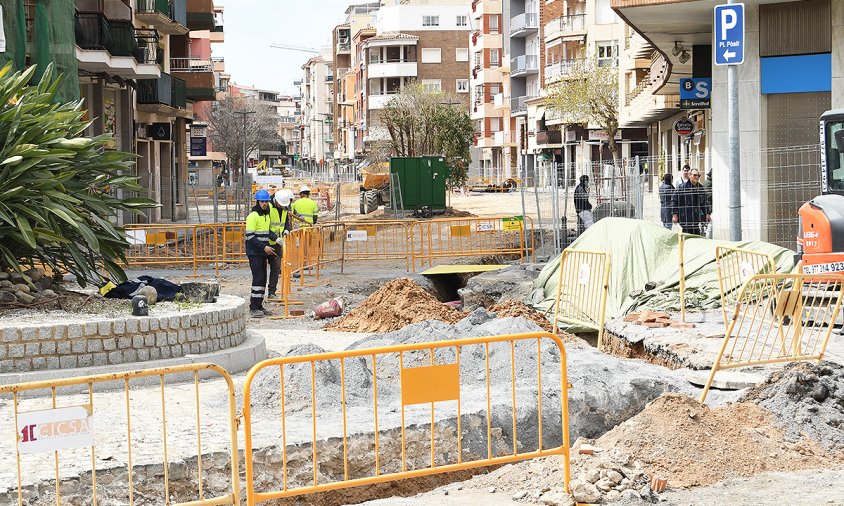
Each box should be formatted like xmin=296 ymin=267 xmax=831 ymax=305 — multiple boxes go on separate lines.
xmin=245 ymin=189 xmax=278 ymax=317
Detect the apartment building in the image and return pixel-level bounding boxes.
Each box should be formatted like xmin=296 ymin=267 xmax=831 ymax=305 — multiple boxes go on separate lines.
xmin=508 ymin=0 xmax=540 ymax=179
xmin=361 ymin=1 xmax=473 ymax=149
xmin=533 ymin=0 xmax=647 ymax=178
xmin=470 ymin=0 xmax=516 ymax=181
xmin=351 ymin=27 xmax=377 ymax=159
xmin=332 ymin=2 xmax=380 ymax=176
xmin=299 ymin=55 xmax=334 ymax=171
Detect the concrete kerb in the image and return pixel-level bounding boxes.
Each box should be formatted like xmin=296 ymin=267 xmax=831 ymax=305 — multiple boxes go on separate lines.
xmin=0 ymin=330 xmax=267 ymax=396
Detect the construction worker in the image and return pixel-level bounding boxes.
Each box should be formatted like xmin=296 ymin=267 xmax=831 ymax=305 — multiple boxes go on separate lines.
xmin=291 ymin=185 xmax=319 ymax=227
xmin=267 ymin=189 xmax=294 ymax=299
xmin=245 ymin=190 xmax=277 ymax=317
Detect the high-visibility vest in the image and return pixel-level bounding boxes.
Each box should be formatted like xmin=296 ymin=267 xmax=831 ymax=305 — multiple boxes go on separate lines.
xmin=269 ymin=207 xmax=289 ymax=246
xmin=291 ymin=197 xmax=319 ymax=226
xmin=245 ymin=210 xmax=272 ymax=256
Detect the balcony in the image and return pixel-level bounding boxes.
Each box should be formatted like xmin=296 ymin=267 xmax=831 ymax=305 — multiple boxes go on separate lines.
xmin=544 ymin=59 xmax=585 ymax=84
xmin=367 ymin=60 xmax=418 ymax=79
xmin=544 ymin=14 xmax=586 ymax=42
xmin=493 ymin=93 xmax=508 ymax=109
xmin=210 ymin=22 xmax=224 ymax=43
xmin=186 ymin=0 xmax=215 ymax=30
xmin=338 ymin=40 xmax=351 ymax=54
xmin=472 ymin=0 xmax=501 ymax=18
xmin=137 ymin=73 xmax=187 ymax=110
xmin=494 ymin=130 xmax=517 ymax=146
xmin=211 ymin=56 xmax=225 ymax=72
xmin=621 ymin=54 xmax=678 ymax=127
xmin=74 ymin=12 xmax=161 ymax=78
xmin=136 ymin=0 xmax=188 ymax=35
xmin=368 ymin=92 xmax=400 ymax=110
xmin=509 ymin=12 xmax=538 ymax=37
xmin=510 ymin=95 xmax=536 ymax=116
xmin=171 ymin=58 xmax=215 ymax=101
xmin=536 ymin=130 xmax=562 ymax=145
xmin=510 ymin=55 xmax=539 ymax=77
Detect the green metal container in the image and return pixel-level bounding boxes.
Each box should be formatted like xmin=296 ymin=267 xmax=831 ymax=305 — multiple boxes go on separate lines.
xmin=390 ymin=156 xmax=450 ymax=210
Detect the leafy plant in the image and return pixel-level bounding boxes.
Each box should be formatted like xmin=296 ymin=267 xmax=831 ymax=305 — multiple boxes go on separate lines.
xmin=0 ymin=64 xmax=154 ymax=286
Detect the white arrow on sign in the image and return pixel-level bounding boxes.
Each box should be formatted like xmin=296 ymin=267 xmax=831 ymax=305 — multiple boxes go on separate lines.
xmin=723 ymin=49 xmax=736 ymax=61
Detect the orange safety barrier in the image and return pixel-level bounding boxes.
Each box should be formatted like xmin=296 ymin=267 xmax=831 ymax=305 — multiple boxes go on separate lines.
xmin=124 ymin=224 xmax=202 ymax=275
xmin=0 ymin=364 xmax=241 ymax=505
xmin=410 ymin=216 xmax=533 ymax=271
xmin=242 ymin=332 xmax=571 ymax=504
xmin=321 ymin=221 xmax=414 ymax=272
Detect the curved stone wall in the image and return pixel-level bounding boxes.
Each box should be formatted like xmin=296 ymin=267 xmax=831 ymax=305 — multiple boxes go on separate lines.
xmin=0 ymin=295 xmax=247 ymax=373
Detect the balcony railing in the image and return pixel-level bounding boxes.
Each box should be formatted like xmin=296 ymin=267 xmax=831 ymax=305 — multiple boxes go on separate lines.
xmin=544 ymin=14 xmax=585 ymax=40
xmin=136 ymin=0 xmax=186 ymax=26
xmin=536 ymin=130 xmax=562 ymax=145
xmin=75 ymin=13 xmax=161 ymax=65
xmin=510 ymin=55 xmax=539 ymax=76
xmin=544 ymin=59 xmax=585 ymax=84
xmin=509 ymin=12 xmax=538 ymax=36
xmin=170 ymin=57 xmax=212 ymax=72
xmin=338 ymin=40 xmax=351 ymax=52
xmin=511 ymin=95 xmax=529 ymax=114
xmin=137 ymin=73 xmax=187 ymax=109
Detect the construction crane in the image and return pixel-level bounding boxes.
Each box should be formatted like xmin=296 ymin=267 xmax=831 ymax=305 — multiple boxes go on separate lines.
xmin=269 ymin=43 xmax=320 ymax=54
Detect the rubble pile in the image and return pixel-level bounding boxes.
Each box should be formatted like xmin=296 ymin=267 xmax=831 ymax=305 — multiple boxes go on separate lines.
xmin=742 ymin=361 xmax=844 ymax=452
xmin=0 ymin=268 xmax=58 ymax=306
xmin=489 ymin=299 xmax=555 ymax=333
xmin=622 ymin=309 xmax=695 ymax=329
xmin=325 ymin=278 xmax=462 ymax=333
xmin=595 ymin=393 xmax=839 ymax=488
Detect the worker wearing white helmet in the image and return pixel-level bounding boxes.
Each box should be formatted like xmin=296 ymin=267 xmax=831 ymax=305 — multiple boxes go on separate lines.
xmin=291 ymin=185 xmax=319 ymax=227
xmin=266 ymin=189 xmax=294 ymax=299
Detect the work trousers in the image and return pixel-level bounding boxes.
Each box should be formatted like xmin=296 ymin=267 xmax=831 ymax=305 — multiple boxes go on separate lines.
xmin=267 ymin=244 xmax=282 ymax=296
xmin=248 ymin=254 xmax=269 ymax=310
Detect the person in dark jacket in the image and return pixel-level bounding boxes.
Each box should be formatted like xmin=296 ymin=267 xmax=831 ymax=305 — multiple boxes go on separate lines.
xmin=671 ymin=169 xmax=709 ymax=235
xmin=574 ymin=175 xmax=593 ymax=234
xmin=658 ymin=173 xmax=675 ymax=229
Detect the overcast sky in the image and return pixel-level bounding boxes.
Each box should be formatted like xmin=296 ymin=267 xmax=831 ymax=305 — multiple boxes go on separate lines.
xmin=215 ymin=0 xmax=352 ymax=96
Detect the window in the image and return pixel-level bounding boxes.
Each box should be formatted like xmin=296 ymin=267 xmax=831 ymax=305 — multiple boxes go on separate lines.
xmin=597 ymin=41 xmax=618 ymax=67
xmin=490 ymin=48 xmax=501 ymax=66
xmin=488 ymin=15 xmax=500 ymax=33
xmin=456 ymin=15 xmax=468 ymax=27
xmin=456 ymin=48 xmax=469 ymax=62
xmin=421 ymin=48 xmax=442 ymax=63
xmin=456 ymin=79 xmax=469 ymax=93
xmin=422 ymin=79 xmax=442 ymax=92
xmin=422 ymin=15 xmax=440 ymax=27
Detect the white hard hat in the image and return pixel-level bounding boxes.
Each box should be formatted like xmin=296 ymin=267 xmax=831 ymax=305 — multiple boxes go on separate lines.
xmin=274 ymin=189 xmax=292 ymax=207
xmin=299 ymin=185 xmax=311 ymax=194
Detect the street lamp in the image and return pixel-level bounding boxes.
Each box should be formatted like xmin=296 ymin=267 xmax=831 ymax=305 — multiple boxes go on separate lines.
xmin=233 ymin=110 xmax=256 ymax=188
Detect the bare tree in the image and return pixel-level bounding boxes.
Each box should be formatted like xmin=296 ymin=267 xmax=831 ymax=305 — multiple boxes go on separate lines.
xmin=545 ymin=57 xmax=621 ymax=164
xmin=210 ymin=95 xmax=281 ymax=181
xmin=380 ymin=84 xmax=473 ymax=186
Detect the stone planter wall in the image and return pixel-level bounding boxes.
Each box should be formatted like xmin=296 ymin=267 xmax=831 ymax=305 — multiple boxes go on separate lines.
xmin=0 ymin=295 xmax=247 ymax=373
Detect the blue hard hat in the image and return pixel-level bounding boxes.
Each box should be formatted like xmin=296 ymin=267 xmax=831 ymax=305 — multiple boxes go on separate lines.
xmin=255 ymin=189 xmax=271 ymax=201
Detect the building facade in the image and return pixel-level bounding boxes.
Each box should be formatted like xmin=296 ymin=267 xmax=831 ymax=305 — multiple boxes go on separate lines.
xmin=299 ymin=55 xmax=334 ymax=171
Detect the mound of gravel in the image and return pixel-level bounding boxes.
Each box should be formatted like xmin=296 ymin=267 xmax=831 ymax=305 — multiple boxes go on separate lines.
xmin=742 ymin=361 xmax=844 ymax=451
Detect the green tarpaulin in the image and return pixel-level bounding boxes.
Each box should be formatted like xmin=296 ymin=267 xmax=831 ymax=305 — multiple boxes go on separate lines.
xmin=532 ymin=218 xmax=795 ymax=330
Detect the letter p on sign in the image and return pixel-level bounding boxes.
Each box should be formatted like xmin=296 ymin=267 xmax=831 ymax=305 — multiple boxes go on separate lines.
xmin=720 ymin=9 xmax=736 ymax=40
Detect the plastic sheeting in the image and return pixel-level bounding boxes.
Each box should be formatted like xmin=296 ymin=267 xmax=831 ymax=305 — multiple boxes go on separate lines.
xmin=532 ymin=218 xmax=795 ymax=327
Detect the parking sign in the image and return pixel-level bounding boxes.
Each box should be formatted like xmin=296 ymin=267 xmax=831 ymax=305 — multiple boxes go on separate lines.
xmin=714 ymin=3 xmax=745 ymax=65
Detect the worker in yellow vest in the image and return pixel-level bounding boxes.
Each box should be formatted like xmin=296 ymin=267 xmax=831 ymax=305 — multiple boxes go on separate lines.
xmin=291 ymin=185 xmax=319 ymax=227
xmin=267 ymin=189 xmax=293 ymax=299
xmin=245 ymin=190 xmax=277 ymax=317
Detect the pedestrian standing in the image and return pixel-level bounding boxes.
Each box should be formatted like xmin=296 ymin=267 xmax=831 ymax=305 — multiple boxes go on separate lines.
xmin=574 ymin=175 xmax=594 ymax=234
xmin=703 ymin=170 xmax=714 ymax=238
xmin=672 ymin=169 xmax=709 ymax=235
xmin=659 ymin=173 xmax=675 ymax=229
xmin=245 ymin=190 xmax=278 ymax=317
xmin=266 ymin=190 xmax=293 ymax=300
xmin=679 ymin=164 xmax=691 ymax=185
xmin=291 ymin=185 xmax=319 ymax=227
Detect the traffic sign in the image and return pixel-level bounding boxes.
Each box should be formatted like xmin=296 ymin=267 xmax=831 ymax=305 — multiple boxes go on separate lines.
xmin=680 ymin=78 xmax=711 ymax=109
xmin=714 ymin=3 xmax=745 ymax=65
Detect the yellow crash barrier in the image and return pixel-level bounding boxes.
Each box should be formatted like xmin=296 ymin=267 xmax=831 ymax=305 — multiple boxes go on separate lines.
xmin=700 ymin=273 xmax=844 ymax=403
xmin=0 ymin=364 xmax=241 ymax=505
xmin=715 ymin=246 xmax=778 ymax=329
xmin=242 ymin=332 xmax=571 ymax=504
xmin=552 ymin=249 xmax=611 ymax=351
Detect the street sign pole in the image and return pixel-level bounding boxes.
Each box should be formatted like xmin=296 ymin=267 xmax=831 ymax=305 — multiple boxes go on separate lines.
xmin=715 ymin=1 xmax=745 ymax=241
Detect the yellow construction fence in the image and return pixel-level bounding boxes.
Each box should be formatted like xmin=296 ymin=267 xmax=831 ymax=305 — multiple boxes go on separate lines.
xmin=552 ymin=249 xmax=612 ymax=350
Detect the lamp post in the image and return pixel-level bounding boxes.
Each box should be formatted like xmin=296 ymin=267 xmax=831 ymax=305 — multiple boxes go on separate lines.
xmin=233 ymin=110 xmax=256 ymax=215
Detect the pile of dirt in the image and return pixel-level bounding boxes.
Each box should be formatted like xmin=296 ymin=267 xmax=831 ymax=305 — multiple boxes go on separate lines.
xmin=490 ymin=300 xmax=554 ymax=333
xmin=325 ymin=278 xmax=462 ymax=333
xmin=595 ymin=393 xmax=839 ymax=488
xmin=742 ymin=361 xmax=844 ymax=452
